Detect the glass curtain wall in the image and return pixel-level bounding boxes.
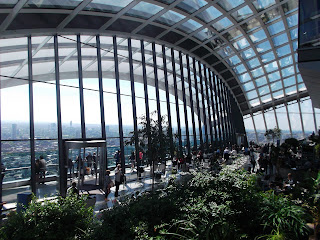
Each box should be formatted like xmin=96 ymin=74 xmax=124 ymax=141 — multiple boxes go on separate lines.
xmin=0 ymin=34 xmax=235 ymax=202
xmin=244 ymin=96 xmax=318 ymax=143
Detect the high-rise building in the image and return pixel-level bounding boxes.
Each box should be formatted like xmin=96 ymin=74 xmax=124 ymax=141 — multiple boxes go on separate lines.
xmin=11 ymin=124 xmax=17 ymax=139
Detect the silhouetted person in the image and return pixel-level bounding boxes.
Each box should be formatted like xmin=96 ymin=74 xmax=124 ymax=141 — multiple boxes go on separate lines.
xmin=39 ymin=156 xmax=46 ymax=184
xmin=67 ymin=182 xmax=79 ymax=196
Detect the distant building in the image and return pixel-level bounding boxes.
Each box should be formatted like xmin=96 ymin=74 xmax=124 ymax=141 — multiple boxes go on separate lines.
xmin=11 ymin=124 xmax=17 ymax=139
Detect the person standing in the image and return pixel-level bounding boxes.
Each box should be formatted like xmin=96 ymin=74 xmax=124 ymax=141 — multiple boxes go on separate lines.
xmin=250 ymin=147 xmax=256 ymax=172
xmin=92 ymin=152 xmax=97 ymax=176
xmin=114 ymin=164 xmax=122 ymax=198
xmin=104 ymin=170 xmax=113 ymax=201
xmin=130 ymin=151 xmax=136 ymax=172
xmin=39 ymin=156 xmax=46 ymax=184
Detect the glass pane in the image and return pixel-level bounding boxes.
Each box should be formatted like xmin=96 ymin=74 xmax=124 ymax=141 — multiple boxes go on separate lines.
xmin=231 ymin=6 xmax=253 ymax=22
xmin=104 ymin=92 xmax=119 ymax=138
xmin=226 ymin=55 xmax=241 ymax=66
xmin=261 ymin=51 xmax=275 ymax=63
xmin=258 ymin=86 xmax=270 ymax=96
xmin=241 ymin=48 xmax=255 ymax=60
xmin=126 ymin=1 xmax=163 ymax=19
xmin=276 ymin=44 xmax=291 ymax=58
xmin=2 ymin=141 xmax=31 ymax=203
xmin=196 ymin=6 xmax=222 ymax=23
xmin=253 ymin=111 xmax=266 ymax=132
xmin=247 ymin=57 xmax=260 ymax=69
xmin=268 ymin=71 xmax=281 ymax=82
xmin=84 ymin=0 xmax=133 ymax=13
xmin=217 ymin=0 xmax=244 ymax=11
xmin=233 ymin=38 xmax=250 ymax=50
xmin=271 ymin=81 xmax=282 ymax=92
xmin=255 ymin=76 xmax=267 ymax=87
xmin=244 ymin=115 xmax=256 ymax=142
xmin=287 ymin=101 xmax=303 ymax=138
xmin=251 ymin=67 xmax=264 ymax=78
xmin=214 ymin=18 xmax=233 ymax=32
xmin=156 ymin=10 xmax=185 ymax=26
xmin=264 ymin=110 xmax=277 ymax=129
xmin=26 ymin=0 xmax=81 ymax=9
xmin=272 ymin=33 xmax=289 ymax=47
xmin=275 ymin=104 xmax=290 ymax=132
xmin=287 ymin=13 xmax=298 ymax=28
xmin=193 ymin=28 xmax=215 ymax=42
xmin=250 ymin=29 xmax=267 ymax=43
xmin=176 ymin=0 xmax=207 ymax=14
xmin=252 ymin=0 xmax=276 ymax=12
xmin=256 ymin=41 xmax=272 ymax=53
xmin=268 ymin=20 xmax=285 ymax=36
xmin=177 ymin=19 xmax=202 ymax=33
xmin=261 ymin=7 xmax=281 ymax=23
xmin=0 ymin=0 xmax=18 ymax=7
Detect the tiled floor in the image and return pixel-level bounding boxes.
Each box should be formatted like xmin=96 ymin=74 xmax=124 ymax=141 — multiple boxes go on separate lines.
xmin=2 ymin=155 xmax=251 ymax=216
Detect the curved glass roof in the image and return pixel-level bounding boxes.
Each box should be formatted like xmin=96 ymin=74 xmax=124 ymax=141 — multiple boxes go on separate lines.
xmin=0 ymin=0 xmax=306 ymax=116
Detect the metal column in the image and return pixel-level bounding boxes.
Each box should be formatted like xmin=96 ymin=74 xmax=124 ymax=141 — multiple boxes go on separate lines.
xmin=113 ymin=36 xmax=125 ymax=171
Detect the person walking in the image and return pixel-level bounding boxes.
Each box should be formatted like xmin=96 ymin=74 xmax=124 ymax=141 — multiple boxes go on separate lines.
xmin=114 ymin=164 xmax=122 ymax=198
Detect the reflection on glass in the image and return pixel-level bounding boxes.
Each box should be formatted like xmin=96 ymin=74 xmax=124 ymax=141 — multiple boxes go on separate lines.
xmin=261 ymin=7 xmax=281 ymax=24
xmin=247 ymin=58 xmax=260 ymax=69
xmin=271 ymin=81 xmax=282 ymax=92
xmin=241 ymin=18 xmax=260 ymax=33
xmin=156 ymin=10 xmax=185 ymax=26
xmin=126 ymin=1 xmax=163 ymax=19
xmin=84 ymin=0 xmax=133 ymax=13
xmin=268 ymin=21 xmax=285 ymax=36
xmin=252 ymin=0 xmax=275 ymax=12
xmin=255 ymin=76 xmax=267 ymax=87
xmin=261 ymin=51 xmax=275 ymax=63
xmin=250 ymin=29 xmax=267 ymax=43
xmin=231 ymin=6 xmax=253 ymax=22
xmin=176 ymin=0 xmax=207 ymax=14
xmin=193 ymin=28 xmax=214 ymax=42
xmin=272 ymin=33 xmax=289 ymax=47
xmin=223 ymin=28 xmax=243 ymax=41
xmin=212 ymin=17 xmax=233 ymax=32
xmin=196 ymin=6 xmax=222 ymax=23
xmin=233 ymin=37 xmax=249 ymax=50
xmin=241 ymin=48 xmax=255 ymax=60
xmin=251 ymin=67 xmax=264 ymax=78
xmin=26 ymin=0 xmax=81 ymax=9
xmin=178 ymin=19 xmax=202 ymax=33
xmin=264 ymin=61 xmax=278 ymax=73
xmin=256 ymin=40 xmax=272 ymax=53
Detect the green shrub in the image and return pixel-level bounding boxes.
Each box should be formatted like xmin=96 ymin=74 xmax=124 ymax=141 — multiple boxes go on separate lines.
xmin=0 ymin=195 xmax=93 ymax=240
xmin=260 ymin=191 xmax=310 ymax=240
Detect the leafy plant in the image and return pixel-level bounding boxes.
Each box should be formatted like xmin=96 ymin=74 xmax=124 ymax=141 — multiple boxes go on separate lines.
xmin=260 ymin=191 xmax=310 ymax=240
xmin=125 ymin=111 xmax=171 ymax=189
xmin=0 ymin=195 xmax=93 ymax=240
xmin=265 ymin=128 xmax=282 ymax=143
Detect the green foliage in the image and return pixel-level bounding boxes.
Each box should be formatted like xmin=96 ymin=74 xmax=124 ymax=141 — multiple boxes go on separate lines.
xmin=89 ymin=186 xmax=184 ymax=239
xmin=0 ymin=195 xmax=93 ymax=240
xmin=260 ymin=191 xmax=310 ymax=240
xmin=92 ymin=170 xmax=310 ymax=240
xmin=265 ymin=128 xmax=282 ymax=143
xmin=284 ymin=138 xmax=299 ymax=149
xmin=125 ymin=111 xmax=171 ymax=163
